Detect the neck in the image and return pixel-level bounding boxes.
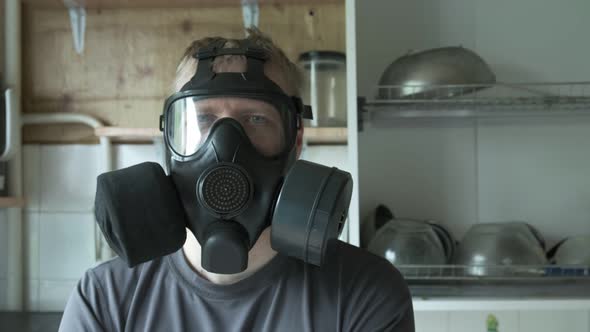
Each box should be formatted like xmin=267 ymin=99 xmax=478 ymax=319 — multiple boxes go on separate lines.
xmin=182 ymin=227 xmax=277 ymax=285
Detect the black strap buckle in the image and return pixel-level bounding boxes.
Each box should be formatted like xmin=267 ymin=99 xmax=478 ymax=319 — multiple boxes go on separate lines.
xmin=291 ymin=97 xmax=313 ymax=120
xmin=194 ymin=40 xmax=268 ymax=61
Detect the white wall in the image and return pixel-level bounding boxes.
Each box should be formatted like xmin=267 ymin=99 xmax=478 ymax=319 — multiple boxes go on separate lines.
xmin=0 ymin=144 xmax=165 ymax=311
xmin=356 ymin=0 xmax=590 ymax=97
xmin=356 ymin=0 xmax=590 ymax=246
xmin=18 ymin=144 xmax=164 ymax=311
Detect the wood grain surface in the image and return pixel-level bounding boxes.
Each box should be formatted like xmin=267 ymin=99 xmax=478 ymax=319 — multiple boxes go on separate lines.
xmin=21 ymin=2 xmax=344 ymax=143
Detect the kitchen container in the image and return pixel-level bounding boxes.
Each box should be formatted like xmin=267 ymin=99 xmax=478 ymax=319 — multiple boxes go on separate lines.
xmin=551 ymin=235 xmax=590 ymax=266
xmin=368 ymin=218 xmax=447 ymax=266
xmin=376 ymin=46 xmax=496 ymax=100
xmin=360 ymin=204 xmax=394 ymax=248
xmin=299 ymin=51 xmax=347 ymax=127
xmin=453 ymin=222 xmax=547 ymax=277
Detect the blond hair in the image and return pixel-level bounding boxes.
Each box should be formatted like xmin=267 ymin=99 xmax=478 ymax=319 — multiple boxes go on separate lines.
xmin=173 ymin=28 xmax=302 ymax=96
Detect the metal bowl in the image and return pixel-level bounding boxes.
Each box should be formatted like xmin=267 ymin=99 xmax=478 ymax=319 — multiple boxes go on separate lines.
xmin=553 ymin=235 xmax=590 ymax=266
xmin=360 ymin=204 xmax=394 ymax=248
xmin=368 ymin=219 xmax=446 ymax=266
xmin=428 ymin=221 xmax=456 ymax=263
xmin=453 ymin=222 xmax=547 ymax=277
xmin=376 ymin=46 xmax=496 ymax=99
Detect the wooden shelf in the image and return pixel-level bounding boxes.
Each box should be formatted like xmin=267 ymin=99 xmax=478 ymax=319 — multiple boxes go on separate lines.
xmin=0 ymin=197 xmax=26 ymax=208
xmin=23 ymin=0 xmax=340 ymax=9
xmin=95 ymin=127 xmax=161 ymax=139
xmin=95 ymin=126 xmax=347 ymax=144
xmin=305 ymin=127 xmax=347 ymax=144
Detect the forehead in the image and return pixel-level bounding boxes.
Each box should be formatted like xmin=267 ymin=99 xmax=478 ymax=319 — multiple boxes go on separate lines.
xmin=195 ymin=97 xmax=278 ymax=115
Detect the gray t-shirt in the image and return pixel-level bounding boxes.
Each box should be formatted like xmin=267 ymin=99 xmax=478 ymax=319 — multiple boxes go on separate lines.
xmin=59 ymin=241 xmax=414 ymax=332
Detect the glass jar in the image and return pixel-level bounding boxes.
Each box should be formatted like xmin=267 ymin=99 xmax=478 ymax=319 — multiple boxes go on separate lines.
xmin=299 ymin=51 xmax=346 ymax=127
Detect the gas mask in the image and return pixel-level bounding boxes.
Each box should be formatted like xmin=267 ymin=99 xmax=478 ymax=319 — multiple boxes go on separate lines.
xmin=94 ymin=39 xmax=353 ymax=274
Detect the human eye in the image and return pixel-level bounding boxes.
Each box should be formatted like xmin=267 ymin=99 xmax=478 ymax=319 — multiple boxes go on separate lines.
xmin=195 ymin=114 xmax=217 ymax=133
xmin=248 ymin=114 xmax=269 ymax=125
xmin=197 ymin=113 xmax=216 ymax=125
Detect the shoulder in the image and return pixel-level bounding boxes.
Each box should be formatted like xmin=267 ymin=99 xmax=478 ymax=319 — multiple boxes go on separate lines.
xmin=326 ymin=241 xmax=415 ymax=330
xmin=329 ymin=240 xmax=407 ymax=286
xmin=80 ymin=255 xmax=169 ymax=312
xmin=318 ymin=240 xmax=411 ymax=300
xmin=84 ymin=254 xmax=168 ymax=298
xmin=88 ymin=256 xmax=144 ymax=287
xmin=60 ymin=257 xmax=169 ymax=332
xmin=75 ymin=257 xmax=137 ymax=314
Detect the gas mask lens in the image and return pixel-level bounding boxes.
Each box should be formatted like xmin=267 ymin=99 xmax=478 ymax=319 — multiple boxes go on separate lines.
xmin=166 ymin=96 xmax=291 ymax=157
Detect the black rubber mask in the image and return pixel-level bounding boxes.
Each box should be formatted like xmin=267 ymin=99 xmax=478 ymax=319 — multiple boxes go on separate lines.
xmin=94 ymin=39 xmax=353 ymax=274
xmin=170 ymin=117 xmax=294 ymax=273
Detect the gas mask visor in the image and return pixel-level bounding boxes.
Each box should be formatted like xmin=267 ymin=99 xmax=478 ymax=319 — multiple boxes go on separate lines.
xmin=161 ymin=41 xmax=313 ymax=160
xmin=164 ymin=95 xmax=299 ymax=159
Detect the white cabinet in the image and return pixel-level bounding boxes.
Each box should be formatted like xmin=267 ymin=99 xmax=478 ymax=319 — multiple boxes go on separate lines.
xmin=346 ymin=0 xmax=590 ymax=247
xmin=415 ymin=309 xmax=590 ymax=332
xmin=344 ymin=0 xmax=590 ymax=313
xmin=414 ymin=311 xmax=448 ymax=332
xmin=519 ymin=310 xmax=590 ymax=332
xmin=448 ymin=311 xmax=519 ymax=332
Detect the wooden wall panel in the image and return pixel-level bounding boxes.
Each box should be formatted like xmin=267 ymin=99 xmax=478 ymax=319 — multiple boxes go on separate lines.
xmin=23 ymin=0 xmax=341 ymax=10
xmin=22 ymin=3 xmax=344 ymax=143
xmin=1 ymin=1 xmax=5 ymax=83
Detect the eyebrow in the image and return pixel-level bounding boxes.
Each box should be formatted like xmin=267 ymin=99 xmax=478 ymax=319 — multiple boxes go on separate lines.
xmin=196 ymin=102 xmax=278 ymax=115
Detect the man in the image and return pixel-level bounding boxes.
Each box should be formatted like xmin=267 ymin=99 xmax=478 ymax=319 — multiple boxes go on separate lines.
xmin=59 ymin=29 xmax=414 ymax=331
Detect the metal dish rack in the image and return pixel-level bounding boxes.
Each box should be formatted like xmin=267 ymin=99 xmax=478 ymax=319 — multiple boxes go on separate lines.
xmin=398 ymin=264 xmax=590 ymax=281
xmin=359 ymin=82 xmax=590 ymax=125
xmin=358 ymin=82 xmax=590 ymax=297
xmin=397 ymin=265 xmax=590 ymax=298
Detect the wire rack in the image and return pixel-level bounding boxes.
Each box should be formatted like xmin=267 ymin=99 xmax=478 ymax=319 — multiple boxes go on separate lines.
xmin=397 ymin=264 xmax=590 ymax=281
xmin=361 ymin=82 xmax=590 ymax=119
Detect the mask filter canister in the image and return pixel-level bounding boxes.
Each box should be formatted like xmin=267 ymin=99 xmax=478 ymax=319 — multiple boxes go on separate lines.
xmin=271 ymin=160 xmax=353 ymax=266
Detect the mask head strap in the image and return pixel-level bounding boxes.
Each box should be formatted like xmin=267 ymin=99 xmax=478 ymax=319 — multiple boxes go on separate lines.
xmin=177 ymin=39 xmax=313 ymax=121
